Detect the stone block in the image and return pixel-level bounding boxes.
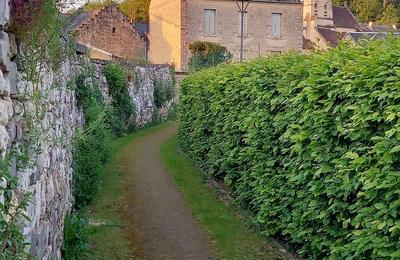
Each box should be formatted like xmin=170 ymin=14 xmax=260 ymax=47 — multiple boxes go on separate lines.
xmin=0 ymin=69 xmax=9 ymax=95
xmin=8 ymin=33 xmax=17 ymax=59
xmin=0 ymin=125 xmax=9 ymax=154
xmin=6 ymin=61 xmax=17 ymax=95
xmin=0 ymin=98 xmax=12 ymax=125
xmin=0 ymin=0 xmax=10 ymax=27
xmin=0 ymin=31 xmax=10 ymax=67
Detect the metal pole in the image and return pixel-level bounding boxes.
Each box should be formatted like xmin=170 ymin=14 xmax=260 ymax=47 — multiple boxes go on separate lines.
xmin=236 ymin=0 xmax=251 ymax=62
xmin=240 ymin=7 xmax=244 ymax=62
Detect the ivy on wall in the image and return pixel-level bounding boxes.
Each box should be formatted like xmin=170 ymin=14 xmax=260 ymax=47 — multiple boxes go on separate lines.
xmin=104 ymin=63 xmax=136 ymax=136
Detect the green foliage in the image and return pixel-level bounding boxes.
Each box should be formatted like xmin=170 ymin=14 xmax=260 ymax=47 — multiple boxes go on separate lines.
xmin=62 ymin=212 xmax=91 ymax=259
xmin=17 ymin=0 xmax=66 ymax=82
xmin=0 ymin=156 xmax=30 ymax=259
xmin=82 ymin=0 xmax=150 ymax=22
xmin=118 ymin=0 xmax=150 ymax=22
xmin=179 ymin=38 xmax=400 ymax=258
xmin=73 ymin=70 xmax=111 ymax=209
xmin=350 ymin=0 xmax=383 ymax=22
xmin=188 ymin=41 xmax=233 ymax=72
xmin=153 ymin=77 xmax=174 ymax=109
xmin=378 ymin=4 xmax=400 ymax=25
xmin=104 ymin=64 xmax=136 ymax=136
xmin=160 ymin=135 xmax=289 ymax=259
xmin=332 ymin=0 xmax=400 ymax=25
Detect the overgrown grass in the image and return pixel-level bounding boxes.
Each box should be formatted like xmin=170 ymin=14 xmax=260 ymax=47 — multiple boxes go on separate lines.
xmin=84 ymin=122 xmax=174 ymax=259
xmin=160 ymin=135 xmax=289 ymax=260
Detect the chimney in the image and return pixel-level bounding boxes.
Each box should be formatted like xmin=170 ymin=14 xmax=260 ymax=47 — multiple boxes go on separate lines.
xmin=368 ymin=21 xmax=373 ymax=29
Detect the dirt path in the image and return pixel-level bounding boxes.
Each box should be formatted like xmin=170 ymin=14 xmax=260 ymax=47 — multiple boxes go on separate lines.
xmin=119 ymin=123 xmax=217 ymax=260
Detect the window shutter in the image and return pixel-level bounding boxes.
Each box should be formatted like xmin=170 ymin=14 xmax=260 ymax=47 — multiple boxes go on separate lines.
xmin=271 ymin=13 xmax=281 ymax=38
xmin=204 ymin=9 xmax=216 ymax=36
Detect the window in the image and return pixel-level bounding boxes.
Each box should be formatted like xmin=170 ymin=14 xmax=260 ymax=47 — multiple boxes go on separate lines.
xmin=112 ymin=27 xmax=116 ymax=33
xmin=204 ymin=9 xmax=216 ymax=36
xmin=324 ymin=4 xmax=328 ymax=16
xmin=271 ymin=50 xmax=282 ymax=55
xmin=314 ymin=3 xmax=318 ymax=16
xmin=271 ymin=13 xmax=281 ymax=38
xmin=238 ymin=12 xmax=248 ymax=36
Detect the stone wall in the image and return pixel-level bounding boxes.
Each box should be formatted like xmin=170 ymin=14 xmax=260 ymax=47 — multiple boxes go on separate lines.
xmin=74 ymin=6 xmax=147 ymax=60
xmin=0 ymin=3 xmax=175 ymax=258
xmin=92 ymin=60 xmax=175 ymax=127
xmin=1 ymin=39 xmax=83 ymax=260
xmin=1 ymin=6 xmax=84 ymax=257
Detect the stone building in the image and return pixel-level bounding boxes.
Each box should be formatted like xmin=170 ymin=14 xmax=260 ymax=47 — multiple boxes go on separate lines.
xmin=149 ymin=0 xmax=303 ymax=71
xmin=68 ymin=6 xmax=147 ymax=60
xmin=303 ymin=0 xmax=360 ymax=49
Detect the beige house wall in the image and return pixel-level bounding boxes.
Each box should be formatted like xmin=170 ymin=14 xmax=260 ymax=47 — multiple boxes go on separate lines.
xmin=185 ymin=0 xmax=303 ymax=69
xmin=149 ymin=0 xmax=183 ymax=69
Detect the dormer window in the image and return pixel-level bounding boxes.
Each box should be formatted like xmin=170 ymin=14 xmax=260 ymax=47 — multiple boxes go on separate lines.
xmin=324 ymin=4 xmax=328 ymax=17
xmin=314 ymin=3 xmax=318 ymax=16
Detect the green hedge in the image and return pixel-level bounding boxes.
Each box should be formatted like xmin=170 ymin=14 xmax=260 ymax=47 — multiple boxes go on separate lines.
xmin=178 ymin=38 xmax=400 ymax=259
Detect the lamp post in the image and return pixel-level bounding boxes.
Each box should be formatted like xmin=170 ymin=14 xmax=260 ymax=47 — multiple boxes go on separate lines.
xmin=236 ymin=0 xmax=251 ymax=62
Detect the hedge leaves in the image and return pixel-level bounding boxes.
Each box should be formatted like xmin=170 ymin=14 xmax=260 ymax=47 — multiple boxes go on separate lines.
xmin=178 ymin=38 xmax=400 ymax=259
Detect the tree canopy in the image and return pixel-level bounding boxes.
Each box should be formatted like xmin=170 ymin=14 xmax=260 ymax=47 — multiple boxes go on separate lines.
xmin=82 ymin=0 xmax=150 ymax=22
xmin=81 ymin=0 xmax=400 ymax=24
xmin=334 ymin=0 xmax=400 ymax=24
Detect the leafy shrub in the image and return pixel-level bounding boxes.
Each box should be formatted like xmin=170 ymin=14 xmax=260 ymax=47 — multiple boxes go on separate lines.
xmin=153 ymin=77 xmax=174 ymax=108
xmin=179 ymin=38 xmax=400 ymax=259
xmin=188 ymin=41 xmax=233 ymax=72
xmin=62 ymin=212 xmax=91 ymax=259
xmin=104 ymin=64 xmax=136 ymax=136
xmin=73 ymin=73 xmax=110 ymax=209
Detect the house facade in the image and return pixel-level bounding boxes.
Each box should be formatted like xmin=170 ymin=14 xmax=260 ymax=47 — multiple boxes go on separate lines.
xmin=69 ymin=6 xmax=147 ymax=60
xmin=149 ymin=0 xmax=303 ymax=71
xmin=303 ymin=0 xmax=360 ymax=49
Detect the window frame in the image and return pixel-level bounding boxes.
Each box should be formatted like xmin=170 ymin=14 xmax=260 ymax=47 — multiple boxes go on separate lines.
xmin=204 ymin=9 xmax=217 ymax=36
xmin=314 ymin=2 xmax=319 ymax=16
xmin=271 ymin=12 xmax=282 ymax=38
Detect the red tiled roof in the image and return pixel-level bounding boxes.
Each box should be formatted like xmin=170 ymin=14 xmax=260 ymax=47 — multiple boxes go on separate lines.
xmin=333 ymin=6 xmax=358 ymax=29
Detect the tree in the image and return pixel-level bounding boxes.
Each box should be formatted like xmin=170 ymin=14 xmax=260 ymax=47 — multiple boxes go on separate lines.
xmin=82 ymin=0 xmax=151 ymax=22
xmin=188 ymin=41 xmax=233 ymax=72
xmin=119 ymin=0 xmax=150 ymax=22
xmin=378 ymin=4 xmax=399 ymax=24
xmin=350 ymin=0 xmax=383 ymax=22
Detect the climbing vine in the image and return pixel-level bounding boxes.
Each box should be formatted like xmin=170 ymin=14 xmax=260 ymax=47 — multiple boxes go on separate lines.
xmin=153 ymin=76 xmax=174 ymax=109
xmin=104 ymin=63 xmax=136 ymax=136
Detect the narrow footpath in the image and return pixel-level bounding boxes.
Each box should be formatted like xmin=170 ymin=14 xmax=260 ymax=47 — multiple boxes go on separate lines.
xmin=119 ymin=123 xmax=217 ymax=260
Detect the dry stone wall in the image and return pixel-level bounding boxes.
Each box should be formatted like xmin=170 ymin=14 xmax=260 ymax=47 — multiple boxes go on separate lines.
xmin=0 ymin=3 xmax=175 ymax=258
xmin=92 ymin=60 xmax=175 ymax=127
xmin=1 ymin=7 xmax=84 ymax=257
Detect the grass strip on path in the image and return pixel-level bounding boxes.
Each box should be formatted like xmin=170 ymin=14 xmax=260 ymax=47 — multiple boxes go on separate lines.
xmin=84 ymin=122 xmax=174 ymax=259
xmin=160 ymin=135 xmax=291 ymax=260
